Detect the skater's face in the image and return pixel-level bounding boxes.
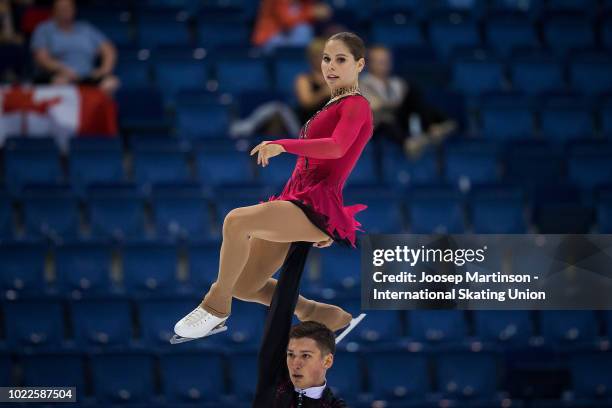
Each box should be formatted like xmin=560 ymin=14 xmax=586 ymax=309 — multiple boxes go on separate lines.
xmin=287 ymin=337 xmax=333 ymax=389
xmin=322 ymin=40 xmax=365 ymax=91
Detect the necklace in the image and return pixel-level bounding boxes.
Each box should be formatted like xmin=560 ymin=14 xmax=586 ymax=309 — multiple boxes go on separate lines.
xmin=328 ymin=83 xmax=360 ymax=103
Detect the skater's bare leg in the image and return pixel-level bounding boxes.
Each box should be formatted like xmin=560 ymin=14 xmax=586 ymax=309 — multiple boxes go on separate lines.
xmin=200 ymin=201 xmax=330 ymax=318
xmin=232 ymin=237 xmax=352 ymax=332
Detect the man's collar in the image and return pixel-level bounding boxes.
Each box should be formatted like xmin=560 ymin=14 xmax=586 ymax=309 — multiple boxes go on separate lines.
xmin=294 ymin=380 xmax=327 ymax=399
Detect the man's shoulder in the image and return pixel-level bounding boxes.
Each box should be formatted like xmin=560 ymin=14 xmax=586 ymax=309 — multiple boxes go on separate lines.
xmin=321 ymin=386 xmax=348 ymax=407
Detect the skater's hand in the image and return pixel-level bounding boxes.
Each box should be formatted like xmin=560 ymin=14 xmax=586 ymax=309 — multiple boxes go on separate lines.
xmin=313 ymin=237 xmax=333 ymax=248
xmin=250 ymin=141 xmax=285 ymax=167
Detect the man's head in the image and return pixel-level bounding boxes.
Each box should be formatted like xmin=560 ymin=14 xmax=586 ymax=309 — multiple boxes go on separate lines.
xmin=367 ymin=45 xmax=393 ymax=79
xmin=287 ymin=321 xmax=336 ymax=389
xmin=53 ymin=0 xmax=76 ymax=25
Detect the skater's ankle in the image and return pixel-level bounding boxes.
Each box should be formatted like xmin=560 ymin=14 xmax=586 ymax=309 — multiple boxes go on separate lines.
xmin=199 ymin=302 xmax=230 ymax=318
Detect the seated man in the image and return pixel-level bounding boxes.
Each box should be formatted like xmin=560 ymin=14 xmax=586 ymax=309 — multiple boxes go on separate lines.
xmin=30 ymin=0 xmax=119 ymax=95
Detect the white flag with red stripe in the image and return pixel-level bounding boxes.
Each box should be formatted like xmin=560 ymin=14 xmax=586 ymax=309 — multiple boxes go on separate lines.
xmin=0 ymin=84 xmax=118 ymax=150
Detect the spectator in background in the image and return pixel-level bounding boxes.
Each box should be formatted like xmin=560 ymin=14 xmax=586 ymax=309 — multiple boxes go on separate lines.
xmin=0 ymin=0 xmax=24 ymax=44
xmin=252 ymin=0 xmax=332 ymax=54
xmin=294 ymin=37 xmax=329 ymax=125
xmin=360 ymin=45 xmax=456 ymax=158
xmin=30 ymin=0 xmax=119 ymax=95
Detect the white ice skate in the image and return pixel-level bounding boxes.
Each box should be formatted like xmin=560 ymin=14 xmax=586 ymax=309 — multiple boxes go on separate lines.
xmin=170 ymin=306 xmax=229 ymax=345
xmin=335 ymin=313 xmax=366 ymax=345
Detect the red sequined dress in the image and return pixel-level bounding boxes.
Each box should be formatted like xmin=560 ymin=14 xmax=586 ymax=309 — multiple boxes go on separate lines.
xmin=265 ymin=94 xmax=373 ymax=248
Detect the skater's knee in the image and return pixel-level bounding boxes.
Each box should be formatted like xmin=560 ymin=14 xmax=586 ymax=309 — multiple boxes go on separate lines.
xmin=223 ymin=208 xmax=248 ymax=235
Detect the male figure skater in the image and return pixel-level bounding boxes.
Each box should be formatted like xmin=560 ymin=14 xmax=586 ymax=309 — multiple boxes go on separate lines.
xmin=252 ymin=241 xmax=351 ymax=407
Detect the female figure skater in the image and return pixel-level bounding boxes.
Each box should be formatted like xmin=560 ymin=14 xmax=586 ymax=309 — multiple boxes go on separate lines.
xmin=174 ymin=31 xmax=372 ymax=341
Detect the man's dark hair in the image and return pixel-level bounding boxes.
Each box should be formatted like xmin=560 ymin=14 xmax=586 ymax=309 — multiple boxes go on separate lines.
xmin=289 ymin=321 xmax=336 ymax=356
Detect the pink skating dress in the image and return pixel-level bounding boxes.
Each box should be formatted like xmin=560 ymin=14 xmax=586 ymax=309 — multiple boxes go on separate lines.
xmin=265 ymin=94 xmax=373 ymax=248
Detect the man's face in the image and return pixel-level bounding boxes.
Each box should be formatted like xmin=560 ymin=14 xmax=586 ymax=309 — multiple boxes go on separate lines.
xmin=287 ymin=337 xmax=333 ymax=389
xmin=54 ymin=0 xmax=76 ymax=24
xmin=368 ymin=47 xmax=392 ymax=78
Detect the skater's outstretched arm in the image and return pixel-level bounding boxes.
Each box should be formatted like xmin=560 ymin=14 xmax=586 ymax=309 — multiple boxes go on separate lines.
xmin=252 ymin=242 xmax=312 ymax=407
xmin=254 ymin=96 xmax=370 ymax=160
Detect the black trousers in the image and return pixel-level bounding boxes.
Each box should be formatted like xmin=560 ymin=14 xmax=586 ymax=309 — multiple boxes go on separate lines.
xmin=252 ymin=241 xmax=312 ymax=407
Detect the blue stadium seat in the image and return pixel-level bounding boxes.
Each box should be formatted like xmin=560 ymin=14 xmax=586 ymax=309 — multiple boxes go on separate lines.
xmin=534 ymin=204 xmax=593 ymax=233
xmin=228 ymin=351 xmax=258 ymax=400
xmin=544 ymin=0 xmax=598 ymax=13
xmin=318 ymin=245 xmax=361 ymax=292
xmin=137 ymin=297 xmax=210 ymax=346
xmin=195 ymin=148 xmax=255 ymax=186
xmin=473 ymin=310 xmax=533 ymax=345
xmin=0 ymin=353 xmax=12 ymax=386
xmin=429 ymin=13 xmax=481 ymax=58
xmin=21 ymin=353 xmax=84 ymax=389
xmin=186 ymin=242 xmax=219 ymax=290
xmin=569 ymin=53 xmax=612 ymax=96
xmin=597 ymin=189 xmax=612 ymax=233
xmin=489 ymin=0 xmax=544 ymax=15
xmin=197 ymin=22 xmax=249 ymax=49
xmin=539 ymin=310 xmax=598 ymax=345
xmin=132 ymin=143 xmax=191 ymax=187
xmin=159 ymin=351 xmax=225 ymax=402
xmin=444 ymin=141 xmax=500 ymax=187
xmin=409 ymin=310 xmax=467 ymax=344
xmin=257 ymin=153 xmax=297 ymax=187
xmin=568 ymin=142 xmax=612 ymax=190
xmin=215 ymin=55 xmax=271 ymax=93
xmin=469 ymin=186 xmax=526 ymax=233
xmin=602 ymin=97 xmax=612 ymax=136
xmin=151 ymin=184 xmax=212 ymax=240
xmin=90 ymin=352 xmax=155 ymax=403
xmin=176 ymin=101 xmax=231 ymax=140
xmin=539 ymin=97 xmax=594 ymax=142
xmin=326 ymin=351 xmax=362 ymax=397
xmin=115 ymin=88 xmax=168 ymax=130
xmin=485 ymin=13 xmax=539 ymax=57
xmin=21 ymin=185 xmax=80 ymax=239
xmin=0 ymin=190 xmax=13 ymax=239
xmin=345 ymin=148 xmax=378 ymax=185
xmin=3 ymin=137 xmax=63 ymax=193
xmin=344 ymin=187 xmax=405 ymax=233
xmin=504 ymin=141 xmax=564 ymax=188
xmin=452 ymin=53 xmax=505 ymax=95
xmin=137 ymin=10 xmax=191 ymax=49
xmin=116 ymin=52 xmax=152 ymax=88
xmin=69 ymin=138 xmax=124 ymax=192
xmin=55 ymin=242 xmax=114 ymax=294
xmin=435 ymin=352 xmax=498 ymax=399
xmin=0 ymin=242 xmax=47 ymax=294
xmin=273 ymin=58 xmax=309 ymax=95
xmin=543 ymin=15 xmax=595 ymax=56
xmin=227 ymin=301 xmax=266 ymax=345
xmin=338 ymin=299 xmax=403 ymax=343
xmin=480 ymin=94 xmax=534 ymax=140
xmin=373 ymin=0 xmax=419 ymax=15
xmin=371 ymin=18 xmax=425 ymax=47
xmin=569 ymin=352 xmax=612 ymax=400
xmin=122 ymin=242 xmax=179 ymax=293
xmin=70 ymin=298 xmax=132 ymax=348
xmin=87 ymin=184 xmax=146 ymax=240
xmin=603 ymin=14 xmax=612 ymax=50
xmin=381 ymin=140 xmax=439 ymax=186
xmin=4 ymin=299 xmax=64 ymax=348
xmin=153 ymin=50 xmax=210 ymax=105
xmin=366 ymin=350 xmax=430 ymax=400
xmin=408 ymin=187 xmax=465 ymax=233
xmin=510 ymin=55 xmax=565 ymax=95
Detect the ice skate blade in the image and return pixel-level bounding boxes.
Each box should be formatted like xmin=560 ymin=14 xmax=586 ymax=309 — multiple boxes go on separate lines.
xmin=335 ymin=313 xmax=366 ymax=345
xmin=170 ymin=325 xmax=228 ymax=344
